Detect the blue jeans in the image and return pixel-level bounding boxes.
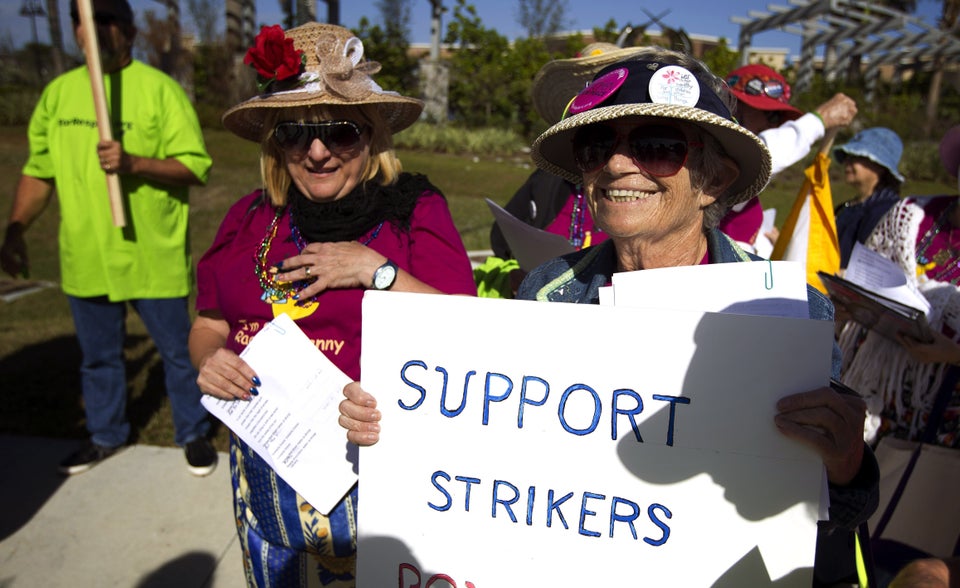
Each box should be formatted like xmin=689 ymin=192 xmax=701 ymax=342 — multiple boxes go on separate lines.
xmin=67 ymin=296 xmax=210 ymax=448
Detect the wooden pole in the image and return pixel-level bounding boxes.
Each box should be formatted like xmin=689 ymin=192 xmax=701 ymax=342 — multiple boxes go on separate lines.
xmin=76 ymin=0 xmax=126 ymax=227
xmin=819 ymin=127 xmax=839 ymax=155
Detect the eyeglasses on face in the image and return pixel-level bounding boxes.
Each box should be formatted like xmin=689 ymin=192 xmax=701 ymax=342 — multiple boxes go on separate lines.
xmin=273 ymin=121 xmax=366 ymax=155
xmin=572 ymin=123 xmax=702 ymax=177
xmin=726 ymin=74 xmax=788 ymax=101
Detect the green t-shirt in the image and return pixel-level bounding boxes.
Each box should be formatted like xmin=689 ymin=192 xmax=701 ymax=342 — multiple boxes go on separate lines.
xmin=23 ymin=60 xmax=212 ymax=300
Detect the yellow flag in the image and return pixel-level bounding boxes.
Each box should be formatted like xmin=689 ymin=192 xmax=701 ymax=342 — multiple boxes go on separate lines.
xmin=771 ymin=152 xmax=840 ymax=294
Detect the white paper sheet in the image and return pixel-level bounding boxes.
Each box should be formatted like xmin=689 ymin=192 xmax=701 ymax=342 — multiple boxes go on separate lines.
xmin=486 ymin=198 xmax=574 ymax=271
xmin=201 ymin=313 xmax=358 ymax=515
xmin=762 ymin=208 xmax=777 ymax=235
xmin=611 ymin=259 xmax=811 ymax=318
xmin=845 ymin=242 xmax=931 ymax=315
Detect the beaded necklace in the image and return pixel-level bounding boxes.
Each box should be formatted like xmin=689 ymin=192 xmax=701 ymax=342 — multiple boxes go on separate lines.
xmin=916 ymin=199 xmax=960 ymax=284
xmin=569 ymin=184 xmax=590 ymax=249
xmin=254 ymin=206 xmax=384 ymax=304
xmin=568 ymin=188 xmax=587 ymax=248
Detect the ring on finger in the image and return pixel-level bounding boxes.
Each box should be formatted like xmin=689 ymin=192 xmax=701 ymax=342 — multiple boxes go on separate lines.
xmin=305 ymin=266 xmax=311 ymax=277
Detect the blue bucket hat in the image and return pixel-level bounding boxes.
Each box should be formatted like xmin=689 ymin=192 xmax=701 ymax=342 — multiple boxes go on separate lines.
xmin=833 ymin=127 xmax=905 ymax=183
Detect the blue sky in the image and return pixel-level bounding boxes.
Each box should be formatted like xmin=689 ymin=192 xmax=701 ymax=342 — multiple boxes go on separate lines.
xmin=3 ymin=0 xmax=945 ymax=60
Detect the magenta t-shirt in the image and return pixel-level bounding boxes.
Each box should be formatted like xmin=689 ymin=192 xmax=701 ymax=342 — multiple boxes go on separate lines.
xmin=196 ymin=189 xmax=477 ymax=380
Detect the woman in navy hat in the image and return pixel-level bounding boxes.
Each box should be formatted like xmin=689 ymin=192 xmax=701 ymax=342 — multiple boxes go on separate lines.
xmin=341 ymin=46 xmax=880 ymax=587
xmin=833 ymin=127 xmax=906 ymax=267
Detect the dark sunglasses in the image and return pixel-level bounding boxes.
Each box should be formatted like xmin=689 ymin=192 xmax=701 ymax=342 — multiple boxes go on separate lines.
xmin=273 ymin=121 xmax=366 ymax=155
xmin=726 ymin=75 xmax=787 ymax=100
xmin=572 ymin=124 xmax=702 ymax=177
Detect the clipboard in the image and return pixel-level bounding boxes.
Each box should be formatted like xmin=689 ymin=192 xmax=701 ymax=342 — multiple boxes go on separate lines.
xmin=818 ymin=271 xmax=934 ymax=343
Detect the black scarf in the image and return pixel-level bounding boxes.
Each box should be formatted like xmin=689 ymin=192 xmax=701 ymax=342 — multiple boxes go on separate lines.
xmin=288 ymin=173 xmax=436 ymax=243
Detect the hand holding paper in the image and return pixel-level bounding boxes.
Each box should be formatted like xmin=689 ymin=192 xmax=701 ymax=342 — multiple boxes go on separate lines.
xmin=339 ymin=381 xmax=381 ymax=446
xmin=201 ymin=314 xmax=358 ymax=515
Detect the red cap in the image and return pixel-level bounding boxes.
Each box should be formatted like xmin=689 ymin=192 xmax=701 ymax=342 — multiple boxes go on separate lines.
xmin=725 ymin=64 xmax=802 ymax=120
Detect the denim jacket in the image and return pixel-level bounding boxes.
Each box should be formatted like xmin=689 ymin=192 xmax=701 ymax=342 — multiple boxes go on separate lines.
xmin=517 ymin=229 xmax=879 ymax=578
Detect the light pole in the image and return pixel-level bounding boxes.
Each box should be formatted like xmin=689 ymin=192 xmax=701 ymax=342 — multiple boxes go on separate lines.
xmin=20 ymin=0 xmax=45 ymax=45
xmin=423 ymin=0 xmax=448 ymax=123
xmin=20 ymin=0 xmax=46 ymax=83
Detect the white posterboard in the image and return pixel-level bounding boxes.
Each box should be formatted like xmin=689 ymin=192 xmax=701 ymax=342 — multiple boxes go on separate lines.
xmin=357 ymin=291 xmax=833 ymax=587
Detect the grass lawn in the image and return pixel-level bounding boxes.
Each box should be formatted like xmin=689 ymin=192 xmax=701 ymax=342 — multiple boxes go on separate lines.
xmin=0 ymin=125 xmax=952 ymax=449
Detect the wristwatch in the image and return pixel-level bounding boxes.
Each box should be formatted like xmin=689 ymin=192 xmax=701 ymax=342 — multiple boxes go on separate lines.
xmin=372 ymin=260 xmax=398 ymax=290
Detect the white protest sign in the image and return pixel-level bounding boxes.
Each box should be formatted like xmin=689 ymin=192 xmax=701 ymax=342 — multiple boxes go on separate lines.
xmin=358 ymin=292 xmax=833 ymax=587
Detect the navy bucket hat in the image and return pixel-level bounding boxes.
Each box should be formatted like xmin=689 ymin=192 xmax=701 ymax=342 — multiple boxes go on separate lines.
xmin=833 ymin=127 xmax=905 ymax=184
xmin=531 ymin=58 xmax=772 ymax=206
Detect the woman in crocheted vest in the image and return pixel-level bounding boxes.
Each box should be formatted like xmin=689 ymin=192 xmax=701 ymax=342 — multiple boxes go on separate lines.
xmin=838 ymin=126 xmax=960 ymax=450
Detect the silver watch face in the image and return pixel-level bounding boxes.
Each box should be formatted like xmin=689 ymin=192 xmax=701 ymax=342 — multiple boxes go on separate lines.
xmin=374 ymin=262 xmax=397 ymax=290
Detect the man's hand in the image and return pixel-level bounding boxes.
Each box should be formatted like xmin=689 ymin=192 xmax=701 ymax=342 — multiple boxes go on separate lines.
xmin=816 ymin=93 xmax=857 ymax=130
xmin=775 ymin=386 xmax=866 ymax=485
xmin=1 ymin=222 xmax=28 ymax=278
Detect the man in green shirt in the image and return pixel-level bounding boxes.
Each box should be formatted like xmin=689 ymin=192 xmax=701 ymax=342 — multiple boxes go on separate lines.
xmin=1 ymin=0 xmax=216 ymax=476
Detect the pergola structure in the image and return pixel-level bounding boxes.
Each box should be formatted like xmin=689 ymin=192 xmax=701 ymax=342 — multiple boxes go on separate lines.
xmin=732 ymin=0 xmax=960 ymax=99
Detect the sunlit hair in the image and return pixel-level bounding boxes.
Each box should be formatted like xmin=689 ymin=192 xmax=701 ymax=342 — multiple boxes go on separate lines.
xmin=686 ymin=129 xmax=738 ymax=230
xmin=259 ymin=104 xmax=403 ymax=207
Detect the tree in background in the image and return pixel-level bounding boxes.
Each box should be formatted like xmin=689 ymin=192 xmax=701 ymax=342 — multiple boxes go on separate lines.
xmin=186 ymin=0 xmax=233 ymax=126
xmin=443 ymin=0 xmax=578 ymax=135
xmin=137 ymin=10 xmax=181 ymax=70
xmin=186 ymin=0 xmax=220 ymax=43
xmin=44 ymin=0 xmax=65 ymax=77
xmin=701 ymin=38 xmax=740 ymax=80
xmin=443 ymin=0 xmax=513 ymax=128
xmin=278 ymin=0 xmax=294 ymax=29
xmin=591 ymin=20 xmax=621 ymax=44
xmin=353 ymin=0 xmax=418 ymax=95
xmin=516 ymin=0 xmax=570 ymax=38
xmin=923 ymin=0 xmax=960 ymax=134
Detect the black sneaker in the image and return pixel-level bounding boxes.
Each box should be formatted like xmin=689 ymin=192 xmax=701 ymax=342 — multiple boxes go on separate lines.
xmin=184 ymin=437 xmax=218 ymax=477
xmin=59 ymin=441 xmax=123 ymax=475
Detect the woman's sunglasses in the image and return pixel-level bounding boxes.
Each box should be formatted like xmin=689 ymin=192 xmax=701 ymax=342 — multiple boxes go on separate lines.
xmin=726 ymin=75 xmax=788 ymax=101
xmin=273 ymin=121 xmax=366 ymax=155
xmin=572 ymin=124 xmax=702 ymax=177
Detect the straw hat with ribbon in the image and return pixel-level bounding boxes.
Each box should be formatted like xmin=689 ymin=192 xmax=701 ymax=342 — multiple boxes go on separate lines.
xmin=222 ymin=22 xmax=424 ymax=142
xmin=531 ymin=42 xmax=652 ymax=125
xmin=532 ymin=58 xmax=772 ymax=207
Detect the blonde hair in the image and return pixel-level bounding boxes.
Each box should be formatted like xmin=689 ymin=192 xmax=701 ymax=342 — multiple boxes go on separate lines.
xmin=258 ymin=104 xmax=404 ymax=207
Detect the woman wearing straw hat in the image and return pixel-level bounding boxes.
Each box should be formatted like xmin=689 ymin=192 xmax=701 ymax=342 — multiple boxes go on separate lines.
xmin=342 ymin=47 xmax=881 ymax=584
xmin=523 ymin=49 xmax=880 ymax=585
xmin=833 ymin=127 xmax=906 ymax=267
xmin=188 ymin=22 xmax=476 ymax=586
xmin=481 ymin=43 xmax=649 ymax=297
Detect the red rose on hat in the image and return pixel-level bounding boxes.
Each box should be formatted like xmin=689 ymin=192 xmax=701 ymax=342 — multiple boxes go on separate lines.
xmin=244 ymin=25 xmax=305 ymax=92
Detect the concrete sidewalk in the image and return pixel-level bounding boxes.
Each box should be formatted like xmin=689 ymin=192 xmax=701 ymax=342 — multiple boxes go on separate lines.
xmin=0 ymin=435 xmax=246 ymax=587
